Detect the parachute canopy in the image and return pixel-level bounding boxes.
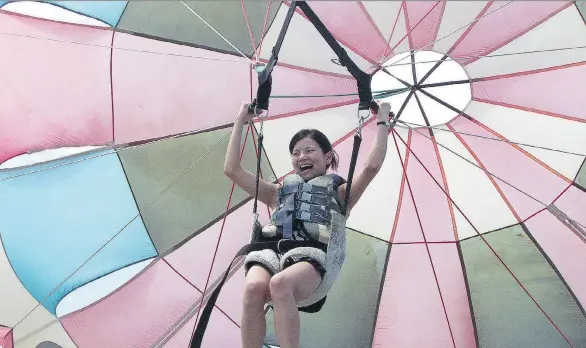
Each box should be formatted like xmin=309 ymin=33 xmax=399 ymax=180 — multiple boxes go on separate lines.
xmin=1 ymin=1 xmax=586 ymax=348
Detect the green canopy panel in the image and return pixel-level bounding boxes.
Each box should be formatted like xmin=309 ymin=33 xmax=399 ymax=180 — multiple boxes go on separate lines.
xmin=118 ymin=126 xmax=276 ymax=255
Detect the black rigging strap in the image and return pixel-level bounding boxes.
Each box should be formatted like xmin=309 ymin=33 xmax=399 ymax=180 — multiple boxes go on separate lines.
xmin=189 ymin=2 xmax=390 ymax=347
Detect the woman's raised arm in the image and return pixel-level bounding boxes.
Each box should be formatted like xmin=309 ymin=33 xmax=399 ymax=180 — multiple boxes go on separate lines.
xmin=224 ymin=103 xmax=279 ymax=210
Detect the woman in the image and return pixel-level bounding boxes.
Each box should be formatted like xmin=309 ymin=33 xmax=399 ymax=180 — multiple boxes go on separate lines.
xmin=223 ymin=101 xmax=391 ymax=348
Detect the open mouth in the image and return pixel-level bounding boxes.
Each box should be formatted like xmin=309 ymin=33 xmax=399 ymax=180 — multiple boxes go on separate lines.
xmin=300 ymin=164 xmax=313 ymax=173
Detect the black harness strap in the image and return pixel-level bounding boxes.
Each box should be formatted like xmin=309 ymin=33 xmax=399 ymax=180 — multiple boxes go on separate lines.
xmin=190 ymin=2 xmax=382 ymax=346
xmin=249 ymin=2 xmax=298 ymax=113
xmin=296 ymin=2 xmax=376 ymax=112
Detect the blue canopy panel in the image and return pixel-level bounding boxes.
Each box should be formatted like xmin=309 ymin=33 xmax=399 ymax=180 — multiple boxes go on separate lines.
xmin=0 ymin=148 xmax=157 ymax=315
xmin=0 ymin=1 xmax=128 ymax=27
xmin=48 ymin=1 xmax=127 ymax=26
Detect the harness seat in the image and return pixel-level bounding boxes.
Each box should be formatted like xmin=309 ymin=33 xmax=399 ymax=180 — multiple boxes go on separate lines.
xmin=244 ymin=172 xmax=347 ymax=308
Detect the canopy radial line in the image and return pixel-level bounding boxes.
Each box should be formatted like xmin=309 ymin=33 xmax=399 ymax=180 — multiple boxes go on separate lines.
xmin=180 ymin=1 xmax=252 ymax=62
xmin=382 ymin=1 xmax=513 ymax=68
xmin=9 ymin=130 xmax=233 ymax=331
xmin=392 ymin=130 xmax=578 ymax=348
xmin=390 ymin=130 xmax=458 ymax=348
xmin=396 ymin=120 xmax=586 ymax=158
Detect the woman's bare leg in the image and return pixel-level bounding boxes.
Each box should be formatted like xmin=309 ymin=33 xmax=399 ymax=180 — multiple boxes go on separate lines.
xmin=269 ymin=262 xmax=322 ymax=348
xmin=241 ymin=265 xmax=272 ymax=348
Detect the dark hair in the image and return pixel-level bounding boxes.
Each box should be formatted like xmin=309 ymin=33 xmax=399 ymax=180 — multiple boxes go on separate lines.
xmin=288 ymin=128 xmax=339 ymax=171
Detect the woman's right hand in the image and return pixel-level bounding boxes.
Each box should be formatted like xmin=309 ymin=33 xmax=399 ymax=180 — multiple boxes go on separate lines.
xmin=236 ymin=102 xmax=265 ymax=123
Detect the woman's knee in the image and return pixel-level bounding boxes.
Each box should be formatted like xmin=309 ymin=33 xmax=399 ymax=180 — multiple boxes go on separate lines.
xmin=269 ymin=272 xmax=293 ymax=300
xmin=243 ymin=267 xmax=271 ymax=304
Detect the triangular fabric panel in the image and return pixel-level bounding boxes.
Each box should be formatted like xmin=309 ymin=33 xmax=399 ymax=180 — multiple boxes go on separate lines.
xmin=430 ymin=126 xmax=518 ymax=239
xmin=60 ymin=260 xmax=202 ymax=348
xmin=462 ymin=100 xmax=586 ymax=182
xmin=1 ymin=326 xmax=13 ymax=348
xmin=0 ymin=149 xmax=157 ymax=315
xmin=464 ymin=5 xmax=586 ymax=78
xmin=361 ymin=1 xmax=405 ymax=57
xmin=460 ymin=224 xmax=586 ymax=347
xmin=373 ymin=242 xmax=475 ymax=348
xmin=391 ymin=129 xmax=457 ymax=243
xmin=0 ymin=11 xmax=113 ymax=164
xmin=449 ymin=1 xmax=572 ymax=65
xmin=404 ymin=0 xmax=446 ymax=51
xmin=298 ymin=1 xmax=388 ymax=63
xmin=472 ymin=62 xmax=586 ymax=122
xmin=119 ymin=126 xmax=275 ymax=255
xmin=447 ymin=116 xmax=569 ymax=220
xmin=432 ymin=1 xmax=488 ymax=54
xmin=111 ymin=31 xmax=250 ymax=145
xmin=525 ymin=210 xmax=586 ymax=311
xmin=117 ymin=1 xmax=280 ymax=56
xmin=48 ymin=1 xmax=127 ymax=27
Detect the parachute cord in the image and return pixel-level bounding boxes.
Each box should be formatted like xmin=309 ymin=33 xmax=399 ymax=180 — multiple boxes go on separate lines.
xmin=0 ymin=124 xmax=238 ymax=180
xmin=394 ymin=119 xmax=586 ymax=158
xmin=391 ymin=128 xmax=578 ymax=348
xmin=254 ymin=0 xmax=274 ymax=65
xmin=376 ymin=1 xmax=513 ymax=69
xmin=9 ymin=129 xmax=233 ymax=331
xmin=405 ymin=125 xmax=586 ymax=233
xmin=3 ymin=30 xmax=586 ymax=68
xmin=180 ymin=1 xmax=252 ymax=63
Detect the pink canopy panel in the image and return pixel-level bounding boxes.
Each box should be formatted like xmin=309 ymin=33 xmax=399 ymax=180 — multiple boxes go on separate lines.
xmin=1 ymin=1 xmax=586 ymax=348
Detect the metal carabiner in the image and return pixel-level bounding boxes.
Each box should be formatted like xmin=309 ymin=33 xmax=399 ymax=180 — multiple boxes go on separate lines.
xmin=356 ymin=107 xmax=371 ymax=137
xmin=254 ymin=106 xmax=270 ymax=136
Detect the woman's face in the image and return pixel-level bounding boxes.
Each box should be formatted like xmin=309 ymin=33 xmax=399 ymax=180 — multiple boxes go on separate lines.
xmin=291 ymin=136 xmax=332 ymax=180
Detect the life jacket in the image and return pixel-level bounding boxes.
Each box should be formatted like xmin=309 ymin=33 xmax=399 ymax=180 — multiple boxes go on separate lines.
xmin=261 ymin=172 xmax=347 ymax=245
xmin=253 ymin=172 xmax=348 ymax=309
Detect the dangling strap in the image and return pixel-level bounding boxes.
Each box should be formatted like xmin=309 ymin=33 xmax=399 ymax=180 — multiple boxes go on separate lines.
xmin=341 ymin=133 xmax=362 ymax=216
xmin=252 ymin=123 xmax=264 ymax=216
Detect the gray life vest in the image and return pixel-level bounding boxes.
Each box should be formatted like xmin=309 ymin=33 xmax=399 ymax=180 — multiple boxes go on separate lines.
xmin=261 ymin=173 xmax=346 ymax=244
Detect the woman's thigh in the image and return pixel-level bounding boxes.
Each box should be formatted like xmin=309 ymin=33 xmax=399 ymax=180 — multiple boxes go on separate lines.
xmin=271 ymin=261 xmax=322 ymax=302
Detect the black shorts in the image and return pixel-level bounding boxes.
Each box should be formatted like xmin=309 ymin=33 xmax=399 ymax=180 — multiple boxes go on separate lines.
xmin=246 ymin=251 xmax=326 ymax=279
xmin=282 ymin=255 xmax=326 ymax=278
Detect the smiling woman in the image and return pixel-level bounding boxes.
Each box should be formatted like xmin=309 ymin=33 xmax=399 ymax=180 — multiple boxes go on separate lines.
xmin=289 ymin=128 xmax=339 ymax=180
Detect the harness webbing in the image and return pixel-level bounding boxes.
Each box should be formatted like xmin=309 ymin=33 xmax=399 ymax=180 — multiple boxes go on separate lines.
xmin=296 ymin=2 xmax=375 ymax=112
xmin=189 ymin=2 xmax=379 ymax=346
xmin=250 ymin=2 xmax=298 ymax=112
